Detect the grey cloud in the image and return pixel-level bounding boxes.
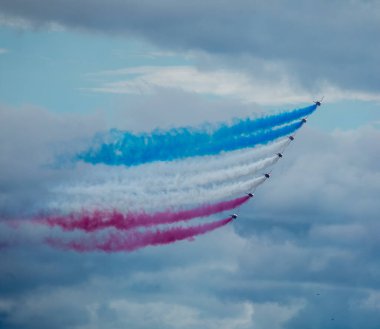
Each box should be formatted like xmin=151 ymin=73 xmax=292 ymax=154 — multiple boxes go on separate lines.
xmin=0 ymin=228 xmax=251 ymax=329
xmin=225 ymin=124 xmax=380 ymax=327
xmin=248 ymin=126 xmax=380 ymax=223
xmin=285 ymin=289 xmax=380 ymax=329
xmin=1 ymin=0 xmax=380 ymax=93
xmin=0 ymin=105 xmax=104 ymax=218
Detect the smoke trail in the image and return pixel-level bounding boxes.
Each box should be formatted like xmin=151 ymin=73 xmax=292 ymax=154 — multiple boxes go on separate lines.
xmin=78 ymin=104 xmax=311 ymax=166
xmin=201 ymin=120 xmax=303 ymax=155
xmin=48 ymin=175 xmax=267 ymax=214
xmin=144 ymin=137 xmax=290 ymax=175
xmin=203 ymin=137 xmax=290 ymax=171
xmin=213 ymin=104 xmax=315 ymax=138
xmin=44 ymin=125 xmax=295 ymax=216
xmin=170 ymin=155 xmax=278 ymax=190
xmin=54 ymin=138 xmax=289 ymax=194
xmin=45 ymin=217 xmax=233 ymax=252
xmin=41 ymin=195 xmax=250 ymax=232
xmin=44 ymin=137 xmax=289 ymax=216
xmin=57 ymin=154 xmax=279 ymax=205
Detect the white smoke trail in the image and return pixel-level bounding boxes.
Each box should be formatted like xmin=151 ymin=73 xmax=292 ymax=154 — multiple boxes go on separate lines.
xmin=43 ymin=137 xmax=290 ymax=214
xmin=149 ymin=137 xmax=290 ymax=174
xmin=170 ymin=155 xmax=278 ymax=191
xmin=47 ymin=175 xmax=268 ymax=213
xmin=60 ymin=137 xmax=289 ymax=188
xmin=59 ymin=154 xmax=278 ymax=196
xmin=73 ymin=137 xmax=289 ymax=180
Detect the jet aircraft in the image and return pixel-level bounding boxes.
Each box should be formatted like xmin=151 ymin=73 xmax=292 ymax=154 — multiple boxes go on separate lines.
xmin=314 ymin=96 xmax=324 ymax=106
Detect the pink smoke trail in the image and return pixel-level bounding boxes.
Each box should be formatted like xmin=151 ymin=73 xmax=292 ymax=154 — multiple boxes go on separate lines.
xmin=46 ymin=216 xmax=233 ymax=252
xmin=40 ymin=195 xmax=249 ymax=232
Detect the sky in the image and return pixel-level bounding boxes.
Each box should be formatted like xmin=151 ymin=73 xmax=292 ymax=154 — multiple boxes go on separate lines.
xmin=1 ymin=1 xmax=380 ymax=328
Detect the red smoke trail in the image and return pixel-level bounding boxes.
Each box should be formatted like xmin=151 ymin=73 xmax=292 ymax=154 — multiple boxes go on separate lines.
xmin=46 ymin=216 xmax=233 ymax=252
xmin=41 ymin=195 xmax=249 ymax=232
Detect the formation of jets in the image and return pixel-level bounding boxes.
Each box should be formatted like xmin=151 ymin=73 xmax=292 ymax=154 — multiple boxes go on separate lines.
xmin=230 ymin=100 xmax=335 ymax=323
xmin=231 ymin=99 xmax=323 ymax=221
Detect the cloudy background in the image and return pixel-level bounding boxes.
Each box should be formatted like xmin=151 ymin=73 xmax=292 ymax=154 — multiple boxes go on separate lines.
xmin=1 ymin=1 xmax=380 ymax=328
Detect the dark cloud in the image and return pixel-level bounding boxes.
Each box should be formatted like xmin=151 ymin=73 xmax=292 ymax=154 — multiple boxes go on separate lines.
xmin=1 ymin=0 xmax=380 ymax=93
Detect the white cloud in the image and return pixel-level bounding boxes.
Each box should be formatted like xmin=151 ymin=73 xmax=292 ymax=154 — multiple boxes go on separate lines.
xmin=87 ymin=65 xmax=380 ymax=105
xmin=0 ymin=13 xmax=65 ymax=31
xmin=360 ymin=291 xmax=380 ymax=311
xmin=108 ymin=300 xmax=200 ymax=328
xmin=251 ymin=300 xmax=304 ymax=329
xmin=0 ymin=48 xmax=9 ymax=54
xmin=0 ymin=14 xmax=33 ymax=29
xmin=87 ymin=66 xmax=308 ymax=105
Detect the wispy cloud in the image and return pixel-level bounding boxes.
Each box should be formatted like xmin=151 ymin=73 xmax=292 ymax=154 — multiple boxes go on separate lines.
xmin=0 ymin=13 xmax=64 ymax=31
xmin=0 ymin=14 xmax=33 ymax=29
xmin=86 ymin=66 xmax=309 ymax=105
xmin=0 ymin=48 xmax=9 ymax=54
xmin=87 ymin=65 xmax=380 ymax=105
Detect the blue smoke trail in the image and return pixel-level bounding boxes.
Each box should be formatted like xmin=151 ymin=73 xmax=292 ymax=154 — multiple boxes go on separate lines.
xmin=202 ymin=120 xmax=303 ymax=155
xmin=79 ymin=115 xmax=305 ymax=166
xmin=212 ymin=104 xmax=316 ymax=138
xmin=78 ymin=103 xmax=315 ymax=166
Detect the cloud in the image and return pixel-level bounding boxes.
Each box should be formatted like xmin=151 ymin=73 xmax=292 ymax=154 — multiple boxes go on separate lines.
xmin=0 ymin=48 xmax=9 ymax=54
xmin=1 ymin=0 xmax=380 ymax=96
xmin=251 ymin=125 xmax=380 ymax=224
xmin=88 ymin=65 xmax=380 ymax=105
xmin=87 ymin=65 xmax=307 ymax=105
xmin=0 ymin=104 xmax=104 ymax=218
xmin=234 ymin=124 xmax=380 ymax=295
